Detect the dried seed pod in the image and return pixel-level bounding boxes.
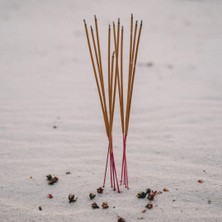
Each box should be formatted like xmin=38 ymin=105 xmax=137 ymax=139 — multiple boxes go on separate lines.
xmin=97 ymin=187 xmax=104 ymax=194
xmin=89 ymin=192 xmax=96 ymax=200
xmin=48 ymin=177 xmax=58 ymax=185
xmin=46 ymin=174 xmax=52 ymax=181
xmin=118 ymin=216 xmax=126 ymax=222
xmin=152 ymin=191 xmax=157 ymax=196
xmin=91 ymin=202 xmax=99 ymax=209
xmin=102 ymin=202 xmax=109 ymax=209
xmin=146 ymin=188 xmax=151 ymax=194
xmin=147 ymin=194 xmax=154 ymax=201
xmin=47 ymin=194 xmax=53 ymax=199
xmin=137 ymin=192 xmax=147 ymax=199
xmin=163 ymin=188 xmax=169 ymax=192
xmin=146 ymin=203 xmax=153 ymax=209
xmin=148 ymin=190 xmax=158 ymax=200
xmin=68 ymin=193 xmax=78 ymax=203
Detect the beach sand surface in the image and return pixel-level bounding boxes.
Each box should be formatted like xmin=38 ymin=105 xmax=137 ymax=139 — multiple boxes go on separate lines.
xmin=0 ymin=0 xmax=222 ymax=221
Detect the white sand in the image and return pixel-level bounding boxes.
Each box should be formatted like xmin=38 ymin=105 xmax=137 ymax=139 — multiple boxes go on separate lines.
xmin=1 ymin=0 xmax=222 ymax=221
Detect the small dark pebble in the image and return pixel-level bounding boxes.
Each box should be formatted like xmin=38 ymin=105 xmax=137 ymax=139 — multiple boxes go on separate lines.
xmin=89 ymin=193 xmax=96 ymax=200
xmin=91 ymin=202 xmax=99 ymax=209
xmin=173 ymin=199 xmax=176 ymax=202
xmin=53 ymin=125 xmax=57 ymax=129
xmin=46 ymin=174 xmax=52 ymax=181
xmin=66 ymin=172 xmax=71 ymax=175
xmin=118 ymin=217 xmax=126 ymax=222
xmin=146 ymin=62 xmax=154 ymax=67
xmin=48 ymin=177 xmax=58 ymax=185
xmin=39 ymin=206 xmax=42 ymax=211
xmin=137 ymin=192 xmax=147 ymax=199
xmin=197 ymin=179 xmax=204 ymax=183
xmin=97 ymin=187 xmax=104 ymax=194
xmin=208 ymin=200 xmax=212 ymax=204
xmin=68 ymin=193 xmax=78 ymax=203
xmin=146 ymin=203 xmax=153 ymax=209
xmin=167 ymin=64 xmax=173 ymax=69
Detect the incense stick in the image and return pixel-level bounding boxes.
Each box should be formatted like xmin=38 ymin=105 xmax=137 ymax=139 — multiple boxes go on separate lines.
xmin=84 ymin=15 xmax=142 ymax=192
xmin=120 ymin=16 xmax=143 ymax=189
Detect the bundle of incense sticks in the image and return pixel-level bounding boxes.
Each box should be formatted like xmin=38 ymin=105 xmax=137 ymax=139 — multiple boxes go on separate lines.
xmin=84 ymin=15 xmax=142 ymax=192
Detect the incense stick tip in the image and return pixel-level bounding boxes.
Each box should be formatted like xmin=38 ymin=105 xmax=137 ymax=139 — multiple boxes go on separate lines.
xmin=131 ymin=13 xmax=133 ymax=18
xmin=90 ymin=25 xmax=93 ymax=31
xmin=118 ymin=18 xmax=120 ymax=24
xmin=141 ymin=20 xmax=143 ymax=26
xmin=83 ymin=19 xmax=86 ymax=25
xmin=94 ymin=15 xmax=97 ymax=20
xmin=136 ymin=20 xmax=138 ymax=26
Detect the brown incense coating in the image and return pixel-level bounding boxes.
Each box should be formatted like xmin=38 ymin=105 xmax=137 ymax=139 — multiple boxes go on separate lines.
xmin=108 ymin=25 xmax=111 ymax=122
xmin=125 ymin=14 xmax=134 ymax=135
xmin=94 ymin=16 xmax=110 ymax=135
xmin=125 ymin=20 xmax=138 ymax=136
xmin=110 ymin=51 xmax=115 ymax=132
xmin=113 ymin=19 xmax=124 ymax=134
xmin=120 ymin=26 xmax=124 ymax=135
xmin=83 ymin=20 xmax=109 ymax=136
xmin=125 ymin=20 xmax=143 ymax=136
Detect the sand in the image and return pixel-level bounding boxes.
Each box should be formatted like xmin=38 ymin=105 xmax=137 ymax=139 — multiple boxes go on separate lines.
xmin=0 ymin=0 xmax=222 ymax=221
